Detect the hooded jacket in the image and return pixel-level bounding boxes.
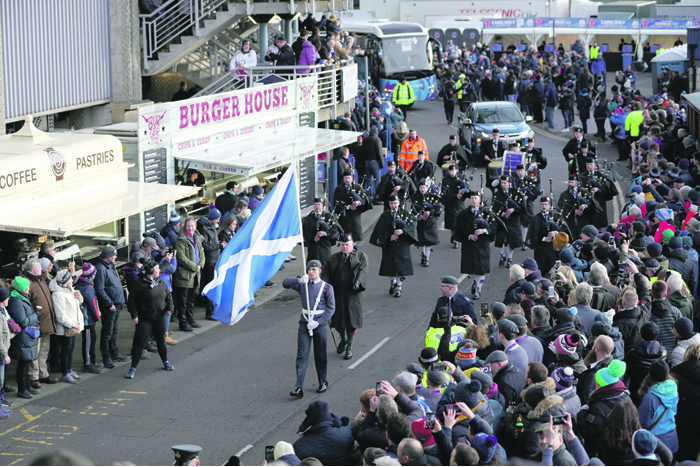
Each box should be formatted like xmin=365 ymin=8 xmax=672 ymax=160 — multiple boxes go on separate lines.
xmin=578 ymin=380 xmax=632 ymax=457
xmin=649 ymin=300 xmax=681 ymax=358
xmin=49 ymin=278 xmax=84 ymax=336
xmin=577 ymin=355 xmax=613 ymax=406
xmin=671 ymin=333 xmax=700 ymax=367
xmin=292 ymin=420 xmax=354 ymax=466
xmin=671 ymin=359 xmax=700 ymax=461
xmin=74 ymin=277 xmax=100 ymax=326
xmin=518 ymin=395 xmax=567 ymax=459
xmin=613 ymin=306 xmax=645 ymax=355
xmin=297 ymin=40 xmax=317 ymax=73
xmin=7 ymin=291 xmax=39 ymax=361
xmin=639 ymin=380 xmax=679 ymax=453
xmin=667 ymin=290 xmax=693 ymax=319
xmin=626 ymin=340 xmax=668 ymax=405
xmin=557 ymin=386 xmax=582 ymax=417
xmin=667 ymin=248 xmax=696 ymax=296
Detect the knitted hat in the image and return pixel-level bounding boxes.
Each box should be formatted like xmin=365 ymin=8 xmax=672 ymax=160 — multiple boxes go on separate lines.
xmin=39 ymin=258 xmax=51 ymax=272
xmin=591 ymin=322 xmax=613 ymax=337
xmin=101 ymin=245 xmax=117 ymax=258
xmin=524 ymin=385 xmax=550 ymax=408
xmin=552 ymin=366 xmax=575 ymax=390
xmin=649 ymin=359 xmax=669 ymax=383
xmin=130 ymin=251 xmax=145 ymax=264
xmin=646 ymin=242 xmax=662 ymax=258
xmin=595 ymin=360 xmax=626 ymax=387
xmin=55 ymin=269 xmax=72 ymax=288
xmin=674 ymin=317 xmax=694 ymax=340
xmin=0 ymin=288 xmax=9 ymax=302
xmin=252 ymin=185 xmax=264 ymax=196
xmin=274 ymin=442 xmax=295 ymax=461
xmin=13 ymin=276 xmax=29 ymax=293
xmin=472 ymin=433 xmax=498 ymax=464
xmin=581 ymin=225 xmax=598 ymax=239
xmin=80 ymin=262 xmax=96 ymax=279
xmin=669 ymin=233 xmax=683 ymax=250
xmin=298 ymin=401 xmax=334 ymax=432
xmin=454 ymin=380 xmax=482 ymax=408
xmin=594 ymin=245 xmax=610 ymax=261
xmin=553 ymin=232 xmax=569 ymax=250
xmin=419 ymin=347 xmax=439 ymax=364
xmin=641 ymin=321 xmax=659 ymax=341
xmin=630 ymin=232 xmax=647 ymax=252
xmin=559 ymin=248 xmax=578 ymax=266
xmin=521 ymin=258 xmax=538 ymax=271
xmin=454 ymin=343 xmax=477 ymax=368
xmin=208 ymin=205 xmax=222 ymax=220
xmin=555 ymin=334 xmax=579 ymax=355
xmin=555 ymin=307 xmax=576 ymax=324
xmin=169 ymin=210 xmax=181 ymax=224
xmin=632 ymin=430 xmax=658 ymax=460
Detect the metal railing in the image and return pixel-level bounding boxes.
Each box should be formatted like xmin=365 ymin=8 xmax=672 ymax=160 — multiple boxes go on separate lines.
xmin=139 ymin=0 xmax=229 ymax=64
xmin=194 ymin=62 xmax=356 ymax=109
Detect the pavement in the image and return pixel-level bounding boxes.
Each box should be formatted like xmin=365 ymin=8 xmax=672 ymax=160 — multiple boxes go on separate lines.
xmin=0 ymin=70 xmax=648 ymax=465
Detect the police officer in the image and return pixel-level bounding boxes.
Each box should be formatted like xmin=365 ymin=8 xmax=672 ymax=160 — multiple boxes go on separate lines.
xmin=302 ymin=197 xmax=340 ymax=267
xmin=392 ymin=75 xmax=415 ymax=122
xmin=427 ymin=276 xmax=477 ymax=329
xmin=172 ymin=445 xmax=202 ymax=466
xmin=284 ymin=260 xmax=335 ymax=399
xmin=322 ymin=233 xmax=368 ymax=360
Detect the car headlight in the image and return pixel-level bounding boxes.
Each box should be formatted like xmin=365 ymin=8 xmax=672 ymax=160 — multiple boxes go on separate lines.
xmin=478 ymin=132 xmax=491 ymax=139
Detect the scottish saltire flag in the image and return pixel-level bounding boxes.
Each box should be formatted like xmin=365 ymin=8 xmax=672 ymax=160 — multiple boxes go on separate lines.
xmin=203 ymin=166 xmax=302 ymax=324
xmin=382 ymin=100 xmax=393 ymax=116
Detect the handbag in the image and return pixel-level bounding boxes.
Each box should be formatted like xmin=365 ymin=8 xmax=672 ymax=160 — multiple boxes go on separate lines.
xmin=24 ymin=326 xmax=40 ymax=339
xmin=63 ymin=327 xmax=80 ymax=337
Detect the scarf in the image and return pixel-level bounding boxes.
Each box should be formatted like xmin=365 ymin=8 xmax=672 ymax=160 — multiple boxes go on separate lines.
xmin=10 ymin=289 xmax=31 ymax=304
xmin=486 ymin=383 xmax=499 ymax=399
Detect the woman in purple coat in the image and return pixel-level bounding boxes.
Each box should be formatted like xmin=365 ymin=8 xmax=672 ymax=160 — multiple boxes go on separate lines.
xmin=297 ymin=40 xmax=318 ymax=74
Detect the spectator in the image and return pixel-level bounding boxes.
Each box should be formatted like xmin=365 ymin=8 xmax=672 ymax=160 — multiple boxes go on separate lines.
xmin=7 ymin=277 xmax=40 ymax=399
xmin=265 ymin=36 xmax=295 ymax=67
xmin=570 ymin=283 xmax=598 ymax=335
xmin=666 ymin=271 xmax=693 ymax=319
xmin=160 ymin=210 xmax=182 ymax=247
xmin=670 ymin=317 xmax=700 ymax=367
xmin=292 ymin=401 xmax=354 ymax=465
xmin=649 ymin=280 xmax=681 ymax=359
xmin=670 ymin=343 xmax=700 ymax=461
xmin=293 ymin=29 xmax=310 ymax=62
xmin=215 ymin=181 xmax=238 ymax=216
xmin=173 ymin=217 xmax=205 ymax=332
xmin=197 ymin=206 xmax=225 ymax=321
xmin=551 ymin=367 xmax=581 ymax=417
xmin=49 ymin=270 xmax=84 ymax=384
xmin=530 ymin=306 xmax=552 ymax=348
xmin=0 ymin=288 xmax=12 ymax=413
xmin=638 ymin=360 xmax=679 ymax=454
xmin=485 ymin=350 xmax=526 ymax=409
xmin=626 ymin=322 xmax=667 ymax=405
xmin=507 ymin=314 xmax=543 ymax=363
xmin=74 ymin=263 xmax=102 ymax=374
xmin=230 ymin=40 xmax=257 ymax=75
xmin=95 ymin=245 xmax=128 ymax=369
xmin=297 ymin=36 xmax=318 ymax=74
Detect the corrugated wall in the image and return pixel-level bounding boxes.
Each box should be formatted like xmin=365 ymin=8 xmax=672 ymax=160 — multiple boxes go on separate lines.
xmin=2 ymin=0 xmax=112 ymax=121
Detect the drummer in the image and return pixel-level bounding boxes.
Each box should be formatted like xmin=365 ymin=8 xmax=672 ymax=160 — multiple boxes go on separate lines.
xmin=481 ymin=128 xmax=507 ymax=167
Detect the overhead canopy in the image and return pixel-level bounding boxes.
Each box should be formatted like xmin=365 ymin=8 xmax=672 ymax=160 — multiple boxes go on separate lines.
xmin=178 ymin=126 xmax=363 ymax=177
xmin=652 ymin=44 xmax=688 ymax=62
xmin=0 ymin=181 xmax=198 ymax=236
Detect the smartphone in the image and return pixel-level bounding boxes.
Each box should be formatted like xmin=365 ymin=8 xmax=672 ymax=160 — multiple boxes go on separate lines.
xmin=376 ymin=382 xmax=383 ymax=395
xmin=548 ymin=286 xmax=555 ymax=298
xmin=551 ymin=415 xmax=566 ymax=425
xmin=618 ymin=260 xmax=627 ymax=278
xmin=71 ymin=253 xmax=74 ymax=263
xmin=264 ymin=446 xmax=275 ymax=462
xmin=480 ymin=302 xmax=489 ymax=317
xmin=608 ymin=236 xmax=615 ymax=248
xmin=431 ymin=362 xmax=446 ymax=371
xmin=424 ymin=412 xmax=436 ymax=430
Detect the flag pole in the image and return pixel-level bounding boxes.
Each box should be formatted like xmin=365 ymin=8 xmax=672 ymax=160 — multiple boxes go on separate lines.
xmin=294 ymin=162 xmax=314 ymax=336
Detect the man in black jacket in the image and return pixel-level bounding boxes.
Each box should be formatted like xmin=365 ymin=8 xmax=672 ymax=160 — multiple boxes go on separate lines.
xmin=292 ymin=29 xmax=310 ymax=62
xmin=481 ymin=128 xmax=507 ymax=165
xmin=214 ymin=181 xmax=238 ymax=216
xmin=362 ymin=128 xmax=384 ymax=201
xmin=197 ymin=208 xmax=225 ymax=320
xmin=485 ymin=350 xmax=526 ymax=409
xmin=95 ymin=245 xmax=127 ymax=369
xmin=265 ymin=37 xmax=296 ymax=67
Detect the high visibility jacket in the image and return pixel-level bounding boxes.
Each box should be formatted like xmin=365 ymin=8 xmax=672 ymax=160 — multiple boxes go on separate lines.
xmin=400 ymin=137 xmax=429 ymax=170
xmin=590 ymin=46 xmax=600 ymax=59
xmin=425 ymin=324 xmax=467 ymax=351
xmin=456 ymin=74 xmax=466 ymax=99
xmin=392 ymin=82 xmax=415 ymax=106
xmin=625 ymin=110 xmax=644 ymax=137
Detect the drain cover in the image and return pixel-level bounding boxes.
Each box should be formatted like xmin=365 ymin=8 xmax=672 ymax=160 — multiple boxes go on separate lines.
xmin=271 ymin=295 xmax=299 ymax=302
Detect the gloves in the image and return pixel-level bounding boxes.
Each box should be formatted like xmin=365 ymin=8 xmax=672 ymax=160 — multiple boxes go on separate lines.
xmin=300 ymin=274 xmax=309 ymax=284
xmin=352 ymin=281 xmax=362 ymax=292
xmin=528 ymin=163 xmax=538 ymax=173
xmin=307 ymin=320 xmax=319 ymax=330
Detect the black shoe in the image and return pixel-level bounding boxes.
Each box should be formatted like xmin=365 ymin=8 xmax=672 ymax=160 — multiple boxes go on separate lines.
xmin=103 ymin=359 xmax=115 ymax=369
xmin=394 ymin=287 xmax=402 ymax=298
xmin=145 ymin=342 xmax=158 ymax=353
xmin=189 ymin=322 xmax=202 ymax=329
xmin=499 ymin=255 xmax=506 ymax=267
xmin=389 ymin=281 xmax=396 ymax=296
xmin=17 ymin=391 xmax=32 ymax=399
xmin=453 ymin=241 xmax=460 ymax=249
xmin=317 ymin=382 xmax=328 ymax=393
xmin=180 ymin=325 xmax=194 ymax=332
xmin=205 ymin=315 xmax=217 ymax=321
xmin=506 ymin=259 xmax=513 ymax=268
xmin=336 ymin=340 xmax=347 ymax=354
xmin=290 ymin=387 xmax=304 ymax=398
xmin=83 ymin=365 xmax=102 ymax=374
xmin=2 ymin=399 xmax=13 ymax=408
xmin=471 ymin=281 xmax=477 ymax=295
xmin=344 ymin=347 xmax=353 ymax=360
xmin=113 ymin=355 xmax=129 ymax=362
xmin=262 ymin=281 xmax=274 ymax=288
xmin=28 ymin=387 xmax=39 ymax=395
xmin=522 ymin=244 xmax=529 ymax=251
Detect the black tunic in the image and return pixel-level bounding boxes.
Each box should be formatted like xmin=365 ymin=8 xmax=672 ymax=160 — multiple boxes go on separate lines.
xmin=441 ymin=175 xmax=465 ymax=230
xmin=578 ymin=170 xmax=610 ymax=229
xmin=322 ymin=249 xmax=368 ymax=330
xmin=302 ymin=211 xmax=340 ymax=267
xmin=375 ymin=170 xmax=415 ymax=210
xmin=333 ymin=183 xmax=372 ymax=241
xmin=369 ymin=208 xmax=419 ymax=277
xmin=437 ymin=143 xmax=469 ymax=171
xmin=453 ymin=207 xmax=492 ymax=275
xmin=527 ymin=211 xmax=557 ymax=274
xmin=492 ymin=187 xmax=524 ymax=248
xmin=407 ymin=159 xmax=435 ymax=187
xmin=512 ymin=174 xmax=542 ymax=227
xmin=558 ymin=189 xmax=592 ymax=240
xmin=413 ymin=192 xmax=442 ymax=247
xmin=561 ymin=137 xmax=590 ymax=173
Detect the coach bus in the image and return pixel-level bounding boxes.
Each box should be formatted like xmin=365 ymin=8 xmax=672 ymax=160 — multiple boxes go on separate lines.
xmin=343 ymin=22 xmax=436 ymax=101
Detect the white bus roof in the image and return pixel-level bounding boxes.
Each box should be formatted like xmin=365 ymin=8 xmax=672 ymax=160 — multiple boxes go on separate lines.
xmin=342 ymin=22 xmax=428 ymax=37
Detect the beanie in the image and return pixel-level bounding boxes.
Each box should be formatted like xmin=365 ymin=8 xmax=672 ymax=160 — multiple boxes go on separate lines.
xmin=630 ymin=232 xmax=647 ymax=252
xmin=39 ymin=257 xmax=51 ymax=273
xmin=274 ymin=441 xmax=295 ymax=461
xmin=594 ymin=245 xmax=610 ymax=261
xmin=472 ymin=433 xmax=498 ymax=464
xmin=669 ymin=233 xmax=683 ymax=250
xmin=0 ymin=288 xmax=9 ymax=302
xmin=168 ymin=210 xmax=181 ymax=224
xmin=252 ymin=185 xmax=264 ymax=196
xmin=595 ymin=359 xmax=626 ymax=387
xmin=661 ymin=228 xmax=675 ymax=245
xmin=208 ymin=205 xmax=222 ymax=220
xmin=632 ymin=430 xmax=658 ymax=460
xmin=55 ymin=269 xmax=72 ymax=288
xmin=552 ymin=366 xmax=575 ymax=390
xmin=555 ymin=334 xmax=579 ymax=355
xmin=646 ymin=242 xmax=662 ymax=258
xmin=524 ymin=385 xmax=549 ymax=408
xmin=674 ymin=317 xmax=694 ymax=340
xmin=454 ymin=343 xmax=477 ymax=368
xmin=13 ymin=276 xmax=30 ymax=293
xmin=590 ymin=322 xmax=613 ymax=337
xmin=641 ymin=321 xmax=659 ymax=341
xmin=649 ymin=359 xmax=669 ymax=383
xmin=454 ymin=380 xmax=482 ymax=408
xmin=81 ymin=262 xmax=96 ymax=279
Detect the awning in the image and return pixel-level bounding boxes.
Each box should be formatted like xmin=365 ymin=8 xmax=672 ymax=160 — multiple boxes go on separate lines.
xmin=0 ymin=181 xmax=198 ymax=236
xmin=177 ymin=126 xmax=363 ymax=177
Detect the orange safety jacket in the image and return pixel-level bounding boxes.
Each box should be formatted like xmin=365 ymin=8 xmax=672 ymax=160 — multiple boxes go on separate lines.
xmin=399 ymin=137 xmax=429 ymax=170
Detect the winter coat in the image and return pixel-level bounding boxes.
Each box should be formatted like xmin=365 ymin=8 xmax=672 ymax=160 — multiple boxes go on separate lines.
xmin=197 ymin=217 xmax=222 ymax=267
xmin=94 ymin=257 xmax=126 ymax=310
xmin=577 ymin=96 xmax=591 ymax=119
xmin=667 ymin=249 xmax=697 ymax=296
xmin=153 ymin=251 xmax=176 ymax=292
xmin=517 ymin=334 xmax=544 ymax=363
xmin=504 ymin=279 xmax=524 ymax=306
xmin=127 ymin=275 xmax=173 ymax=322
xmin=297 ymin=40 xmax=317 ymax=73
xmin=7 ymin=291 xmax=39 ymax=361
xmin=322 ymin=249 xmax=368 ymax=330
xmin=173 ymin=231 xmax=205 ymax=289
xmin=650 ymin=300 xmax=681 ymax=359
xmin=671 ymin=333 xmax=700 ymax=367
xmin=577 ymin=355 xmax=613 ymax=406
xmin=74 ymin=277 xmax=100 ymax=326
xmin=613 ymin=306 xmax=645 ymax=354
xmin=0 ymin=306 xmax=12 ymax=360
xmin=667 ymin=290 xmax=693 ymax=319
xmin=517 ymin=395 xmax=567 ymax=459
xmin=49 ymin=279 xmax=84 ymax=336
xmin=370 ymin=208 xmax=418 ymax=277
xmin=639 ymin=380 xmax=679 ymax=453
xmin=266 ymin=43 xmax=296 ymax=67
xmin=626 ymin=340 xmax=668 ymax=405
xmin=292 ymin=420 xmax=355 ymax=466
xmin=557 ymin=386 xmax=582 ymax=417
xmin=670 ymin=359 xmax=700 ymax=461
xmin=356 ymin=411 xmax=388 ymax=451
xmin=449 ymin=397 xmax=495 ymax=443
xmin=493 ymin=361 xmax=526 ymax=408
xmin=160 ymin=223 xmax=180 ymax=247
xmin=573 ymin=303 xmax=599 ymax=336
xmin=24 ymin=272 xmax=57 ymax=337
xmin=578 ymin=380 xmax=632 ymax=457
xmin=453 ymin=208 xmax=491 ymax=275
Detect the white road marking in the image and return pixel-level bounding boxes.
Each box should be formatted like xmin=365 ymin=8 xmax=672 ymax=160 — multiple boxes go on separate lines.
xmin=235 ymin=445 xmax=254 ymax=458
xmin=348 ymin=337 xmax=390 ymax=370
xmin=458 ymin=274 xmax=468 ymax=283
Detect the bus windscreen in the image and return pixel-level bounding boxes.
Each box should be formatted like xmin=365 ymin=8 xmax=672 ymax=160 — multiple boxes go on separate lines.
xmin=381 ymin=35 xmax=431 ymax=76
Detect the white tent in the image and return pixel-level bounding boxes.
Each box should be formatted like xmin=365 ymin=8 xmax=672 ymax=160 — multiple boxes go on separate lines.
xmin=651 ymin=44 xmax=688 ymax=63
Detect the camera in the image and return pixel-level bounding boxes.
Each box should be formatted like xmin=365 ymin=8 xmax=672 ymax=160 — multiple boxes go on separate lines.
xmin=265 ymin=446 xmax=275 ymax=462
xmin=424 ymin=412 xmax=436 ymax=430
xmin=480 ymin=302 xmax=489 ymax=317
xmin=551 ymin=415 xmax=566 ymax=425
xmin=376 ymin=382 xmax=383 ymax=395
xmin=431 ymin=362 xmax=447 ymax=371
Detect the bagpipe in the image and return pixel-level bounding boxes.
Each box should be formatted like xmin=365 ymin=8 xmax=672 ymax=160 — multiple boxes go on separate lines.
xmin=454 ymin=168 xmax=476 ymax=198
xmin=547 ymin=178 xmax=572 ymax=238
xmin=318 ymin=193 xmax=345 ymax=234
xmin=334 ymin=177 xmax=372 ymax=216
xmin=412 ymin=182 xmax=444 ymax=220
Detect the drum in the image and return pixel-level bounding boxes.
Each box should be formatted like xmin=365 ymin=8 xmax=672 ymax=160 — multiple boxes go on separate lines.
xmin=488 ymin=160 xmax=503 ymax=181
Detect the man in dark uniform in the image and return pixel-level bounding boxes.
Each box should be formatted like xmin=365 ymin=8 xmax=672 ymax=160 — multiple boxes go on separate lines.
xmin=578 ymin=156 xmax=609 ymax=229
xmin=369 ymin=195 xmax=419 ymax=298
xmin=407 ymin=150 xmax=434 ymax=187
xmin=481 ymin=128 xmax=507 ymax=166
xmin=427 ymin=276 xmax=477 ymax=328
xmin=491 ymin=175 xmax=524 ymax=269
xmin=512 ymin=164 xmax=542 ymax=251
xmin=375 ymin=160 xmax=415 ymax=210
xmin=283 ymin=260 xmax=336 ymax=399
xmin=333 ymin=171 xmax=371 ymax=241
xmin=437 ymin=135 xmax=469 ymax=176
xmin=453 ymin=191 xmax=492 ymax=300
xmin=172 ymin=445 xmax=202 ymax=466
xmin=441 ymin=165 xmax=466 ymax=249
xmin=302 ymin=198 xmax=340 ymax=267
xmin=527 ymin=196 xmax=559 ymax=275
xmin=561 ymin=125 xmax=590 ymax=174
xmin=522 ymin=136 xmax=547 ymax=184
xmin=322 ymin=233 xmax=368 ymax=360
xmin=414 ymin=179 xmax=442 ymax=267
xmin=558 ymin=174 xmax=590 ymax=240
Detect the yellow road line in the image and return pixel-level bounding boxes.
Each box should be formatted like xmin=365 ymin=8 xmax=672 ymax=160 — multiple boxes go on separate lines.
xmin=0 ymin=407 xmax=56 ymax=437
xmin=119 ymin=390 xmax=147 ymax=394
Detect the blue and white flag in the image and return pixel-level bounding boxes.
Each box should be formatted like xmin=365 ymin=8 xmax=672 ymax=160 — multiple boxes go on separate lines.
xmin=203 ymin=166 xmax=303 ymax=324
